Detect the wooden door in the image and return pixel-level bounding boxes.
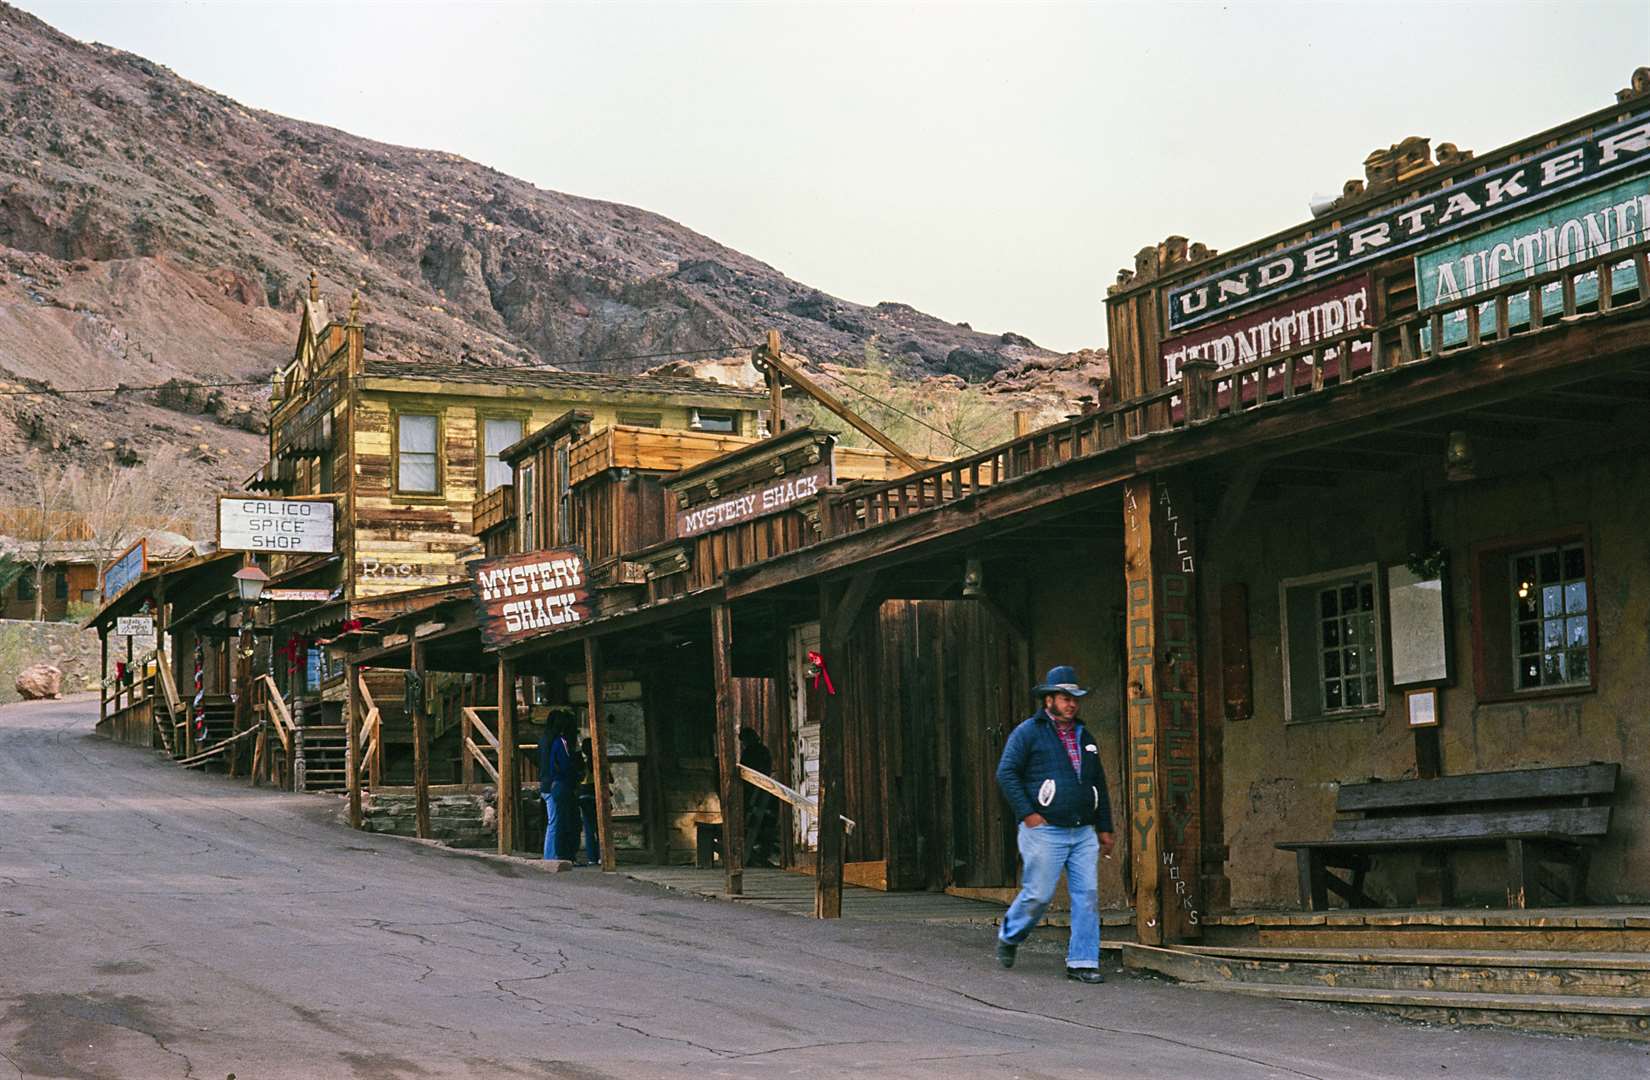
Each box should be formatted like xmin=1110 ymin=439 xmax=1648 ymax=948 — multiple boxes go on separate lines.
xmin=788 ymin=622 xmax=822 ymax=852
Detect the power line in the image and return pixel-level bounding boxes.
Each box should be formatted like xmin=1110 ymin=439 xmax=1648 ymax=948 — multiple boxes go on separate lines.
xmin=820 ymin=371 xmax=983 ymax=455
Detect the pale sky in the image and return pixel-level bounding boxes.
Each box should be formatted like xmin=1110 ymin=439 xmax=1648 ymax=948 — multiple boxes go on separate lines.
xmin=17 ymin=0 xmax=1650 ymax=352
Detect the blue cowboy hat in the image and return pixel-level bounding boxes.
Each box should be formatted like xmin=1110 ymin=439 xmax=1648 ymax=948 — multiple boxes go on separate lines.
xmin=1032 ymin=664 xmax=1089 ymax=697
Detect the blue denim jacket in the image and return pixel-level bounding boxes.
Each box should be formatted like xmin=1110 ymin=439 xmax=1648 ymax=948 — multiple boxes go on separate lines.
xmin=995 ymin=709 xmax=1114 ymax=832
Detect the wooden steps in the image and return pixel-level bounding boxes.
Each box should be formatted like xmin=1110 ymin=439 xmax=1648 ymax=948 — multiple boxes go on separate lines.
xmin=299 ymin=723 xmax=349 ymax=792
xmin=1125 ymin=942 xmax=1650 ymax=1041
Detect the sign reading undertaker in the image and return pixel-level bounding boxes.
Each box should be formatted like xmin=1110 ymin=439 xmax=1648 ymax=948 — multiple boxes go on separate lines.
xmin=469 ymin=547 xmax=593 ymax=649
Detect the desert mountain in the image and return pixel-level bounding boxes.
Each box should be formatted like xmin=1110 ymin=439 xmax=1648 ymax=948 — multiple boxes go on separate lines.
xmin=0 ymin=3 xmax=1102 ymax=503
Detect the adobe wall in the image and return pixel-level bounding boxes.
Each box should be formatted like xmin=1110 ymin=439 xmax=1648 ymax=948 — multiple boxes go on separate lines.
xmin=1216 ymin=452 xmax=1650 ymax=907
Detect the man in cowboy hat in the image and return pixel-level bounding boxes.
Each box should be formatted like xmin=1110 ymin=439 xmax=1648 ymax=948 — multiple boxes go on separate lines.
xmin=993 ymin=664 xmax=1115 ymax=983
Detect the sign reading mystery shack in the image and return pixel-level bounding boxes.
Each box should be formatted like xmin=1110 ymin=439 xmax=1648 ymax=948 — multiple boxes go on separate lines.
xmin=1167 ymin=110 xmax=1650 ymax=332
xmin=675 ymin=460 xmax=832 ymax=539
xmin=1417 ymin=173 xmax=1649 ymax=347
xmin=219 ymin=497 xmax=336 ymax=554
xmin=1160 ymin=276 xmax=1372 ymax=413
xmin=469 ymin=548 xmax=593 ymax=648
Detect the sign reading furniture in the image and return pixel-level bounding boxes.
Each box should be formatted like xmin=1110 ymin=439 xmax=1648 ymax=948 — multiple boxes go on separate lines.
xmin=469 ymin=548 xmax=593 ymax=649
xmin=675 ymin=460 xmax=832 ymax=539
xmin=1167 ymin=110 xmax=1650 ymax=332
xmin=218 ymin=497 xmax=337 ymax=554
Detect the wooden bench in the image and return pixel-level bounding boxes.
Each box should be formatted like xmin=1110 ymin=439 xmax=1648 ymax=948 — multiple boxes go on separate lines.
xmin=1276 ymin=763 xmax=1619 ymax=911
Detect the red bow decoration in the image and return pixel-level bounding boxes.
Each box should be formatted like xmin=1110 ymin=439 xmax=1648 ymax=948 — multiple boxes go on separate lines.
xmin=806 ymin=650 xmax=836 ymax=696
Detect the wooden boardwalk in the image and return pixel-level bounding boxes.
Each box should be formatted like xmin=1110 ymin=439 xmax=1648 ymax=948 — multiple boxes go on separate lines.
xmin=623 ymin=866 xmax=1139 ymax=940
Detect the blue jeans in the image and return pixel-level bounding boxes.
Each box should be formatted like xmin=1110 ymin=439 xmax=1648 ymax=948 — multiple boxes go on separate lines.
xmin=578 ymin=793 xmax=599 ymax=864
xmin=998 ymin=823 xmax=1101 ymax=969
xmin=542 ymin=791 xmax=572 ymax=860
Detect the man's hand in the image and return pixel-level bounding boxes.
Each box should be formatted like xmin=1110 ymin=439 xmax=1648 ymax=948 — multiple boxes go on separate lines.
xmin=1023 ymin=813 xmax=1046 ymax=828
xmin=1099 ymin=831 xmax=1116 ymax=858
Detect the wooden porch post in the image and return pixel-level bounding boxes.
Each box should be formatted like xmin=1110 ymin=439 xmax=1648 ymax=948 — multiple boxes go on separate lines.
xmin=815 ymin=571 xmax=877 ymax=919
xmin=347 ymin=660 xmax=363 ymax=830
xmin=585 ymin=638 xmax=617 ymax=872
xmin=410 ymin=640 xmax=431 ymax=840
xmin=496 ymin=656 xmax=517 ymax=856
xmin=711 ymin=603 xmax=745 ymax=897
xmin=1123 ymin=474 xmax=1203 ymax=945
xmin=99 ymin=629 xmax=108 ymax=726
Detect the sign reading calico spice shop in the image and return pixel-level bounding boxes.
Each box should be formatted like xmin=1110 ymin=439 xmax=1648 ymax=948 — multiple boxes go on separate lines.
xmin=675 ymin=460 xmax=833 ymax=539
xmin=469 ymin=548 xmax=593 ymax=648
xmin=1160 ymin=276 xmax=1372 ymax=413
xmin=218 ymin=497 xmax=336 ymax=554
xmin=1167 ymin=110 xmax=1650 ymax=332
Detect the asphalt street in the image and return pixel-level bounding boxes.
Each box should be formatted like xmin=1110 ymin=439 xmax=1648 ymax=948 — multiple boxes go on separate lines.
xmin=2 ymin=695 xmax=1647 ymax=1079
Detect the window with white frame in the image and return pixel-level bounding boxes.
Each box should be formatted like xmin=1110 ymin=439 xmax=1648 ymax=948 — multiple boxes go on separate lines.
xmin=482 ymin=417 xmax=523 ymax=492
xmin=692 ymin=408 xmax=737 ymax=434
xmin=1510 ymin=542 xmax=1591 ymax=691
xmin=396 ymin=413 xmax=439 ymax=494
xmin=518 ymin=461 xmax=537 ymax=551
xmin=1280 ymin=564 xmax=1385 ymax=723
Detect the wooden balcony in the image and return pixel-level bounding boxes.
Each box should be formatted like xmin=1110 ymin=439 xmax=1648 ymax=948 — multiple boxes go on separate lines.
xmin=471 ymin=484 xmax=515 ymax=535
xmin=570 ymin=425 xmax=754 ymax=486
xmin=823 ymin=238 xmax=1650 ymax=538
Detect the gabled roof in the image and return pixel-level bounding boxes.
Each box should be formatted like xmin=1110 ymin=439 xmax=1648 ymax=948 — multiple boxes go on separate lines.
xmin=360 ymin=358 xmax=767 ymax=401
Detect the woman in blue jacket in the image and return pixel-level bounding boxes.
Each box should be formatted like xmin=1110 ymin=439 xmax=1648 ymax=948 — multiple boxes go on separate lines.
xmin=993 ymin=665 xmax=1115 ymax=984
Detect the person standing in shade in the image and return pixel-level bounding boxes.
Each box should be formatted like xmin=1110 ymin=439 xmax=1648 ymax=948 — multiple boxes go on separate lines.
xmin=993 ymin=665 xmax=1115 ymax=984
xmin=537 ymin=710 xmax=579 ymax=862
xmin=738 ymin=726 xmax=779 ymax=867
xmin=576 ymin=736 xmax=599 ymax=867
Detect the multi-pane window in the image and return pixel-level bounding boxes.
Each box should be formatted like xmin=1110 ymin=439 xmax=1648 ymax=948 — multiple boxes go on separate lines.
xmin=1281 ymin=564 xmax=1385 ymax=723
xmin=1511 ymin=543 xmax=1590 ymax=690
xmin=483 ymin=418 xmax=523 ymax=492
xmin=1318 ymin=579 xmax=1379 ymax=712
xmin=555 ymin=442 xmax=573 ymax=544
xmin=396 ymin=413 xmax=439 ymax=494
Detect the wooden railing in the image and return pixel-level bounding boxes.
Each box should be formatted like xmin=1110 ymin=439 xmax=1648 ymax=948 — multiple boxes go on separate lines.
xmin=255 ymin=673 xmax=294 ymax=789
xmin=824 ymin=239 xmax=1650 ymax=536
xmin=461 ymin=706 xmax=500 ymax=786
xmin=152 ymin=647 xmax=181 ymax=754
xmin=357 ymin=674 xmax=382 ymax=788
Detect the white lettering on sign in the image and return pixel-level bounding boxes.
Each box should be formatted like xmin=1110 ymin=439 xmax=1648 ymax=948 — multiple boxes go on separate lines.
xmin=475 ymin=556 xmax=585 ymax=601
xmin=469 ymin=548 xmax=592 ymax=647
xmin=219 ymin=498 xmax=336 ymax=554
xmin=675 ymin=463 xmax=830 ymax=538
xmin=359 ymin=558 xmax=415 ymax=579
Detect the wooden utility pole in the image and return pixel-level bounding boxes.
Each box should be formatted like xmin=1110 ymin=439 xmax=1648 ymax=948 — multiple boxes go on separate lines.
xmin=347 ymin=661 xmax=364 ymax=829
xmin=410 ymin=640 xmax=431 ymax=840
xmin=766 ymin=330 xmax=785 ymax=438
xmin=756 ymin=336 xmax=923 ymax=471
xmin=1122 ymin=473 xmax=1202 ymax=945
xmin=584 ymin=638 xmax=616 ymax=872
xmin=711 ymin=603 xmax=745 ymax=896
xmin=496 ymin=657 xmax=517 ymax=855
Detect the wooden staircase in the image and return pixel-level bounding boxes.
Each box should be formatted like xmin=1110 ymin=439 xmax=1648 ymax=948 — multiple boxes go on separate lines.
xmin=1125 ymin=938 xmax=1650 ymax=1041
xmin=298 ymin=723 xmax=350 ymax=793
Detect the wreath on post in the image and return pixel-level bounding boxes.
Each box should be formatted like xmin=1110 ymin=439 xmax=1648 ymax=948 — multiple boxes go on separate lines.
xmin=1404 ymin=544 xmax=1449 ymax=582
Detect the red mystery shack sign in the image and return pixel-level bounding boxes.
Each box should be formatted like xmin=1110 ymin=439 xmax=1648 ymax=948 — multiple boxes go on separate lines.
xmin=1159 ymin=275 xmax=1372 ymax=416
xmin=470 ymin=548 xmax=593 ymax=649
xmin=675 ymin=460 xmax=832 ymax=539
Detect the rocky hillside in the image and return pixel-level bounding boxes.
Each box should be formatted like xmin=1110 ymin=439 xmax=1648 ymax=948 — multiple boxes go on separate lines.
xmin=0 ymin=4 xmax=1101 ymax=501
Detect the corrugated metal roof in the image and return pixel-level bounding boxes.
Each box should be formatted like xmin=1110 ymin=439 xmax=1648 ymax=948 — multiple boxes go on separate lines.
xmin=361 ymin=358 xmax=765 ymax=400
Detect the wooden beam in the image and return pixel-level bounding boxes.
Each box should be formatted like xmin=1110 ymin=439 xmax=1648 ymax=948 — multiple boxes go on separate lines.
xmin=812 ymin=573 xmax=870 ymax=919
xmin=759 ymin=346 xmax=923 ymax=471
xmin=1123 ymin=473 xmax=1203 ymax=945
xmin=711 ymin=603 xmax=744 ymax=896
xmin=584 ymin=638 xmax=616 ymax=872
xmin=410 ymin=640 xmax=431 ymax=841
xmin=347 ymin=661 xmax=363 ymax=830
xmin=496 ymin=656 xmax=517 ymax=856
xmin=767 ymin=330 xmax=785 ymax=436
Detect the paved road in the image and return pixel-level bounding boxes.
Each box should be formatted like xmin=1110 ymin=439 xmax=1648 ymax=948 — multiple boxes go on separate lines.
xmin=2 ymin=697 xmax=1647 ymax=1079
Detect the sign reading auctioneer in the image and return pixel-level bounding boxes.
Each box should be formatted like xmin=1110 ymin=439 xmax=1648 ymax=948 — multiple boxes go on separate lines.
xmin=1167 ymin=110 xmax=1650 ymax=332
xmin=218 ymin=497 xmax=336 ymax=554
xmin=469 ymin=548 xmax=593 ymax=649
